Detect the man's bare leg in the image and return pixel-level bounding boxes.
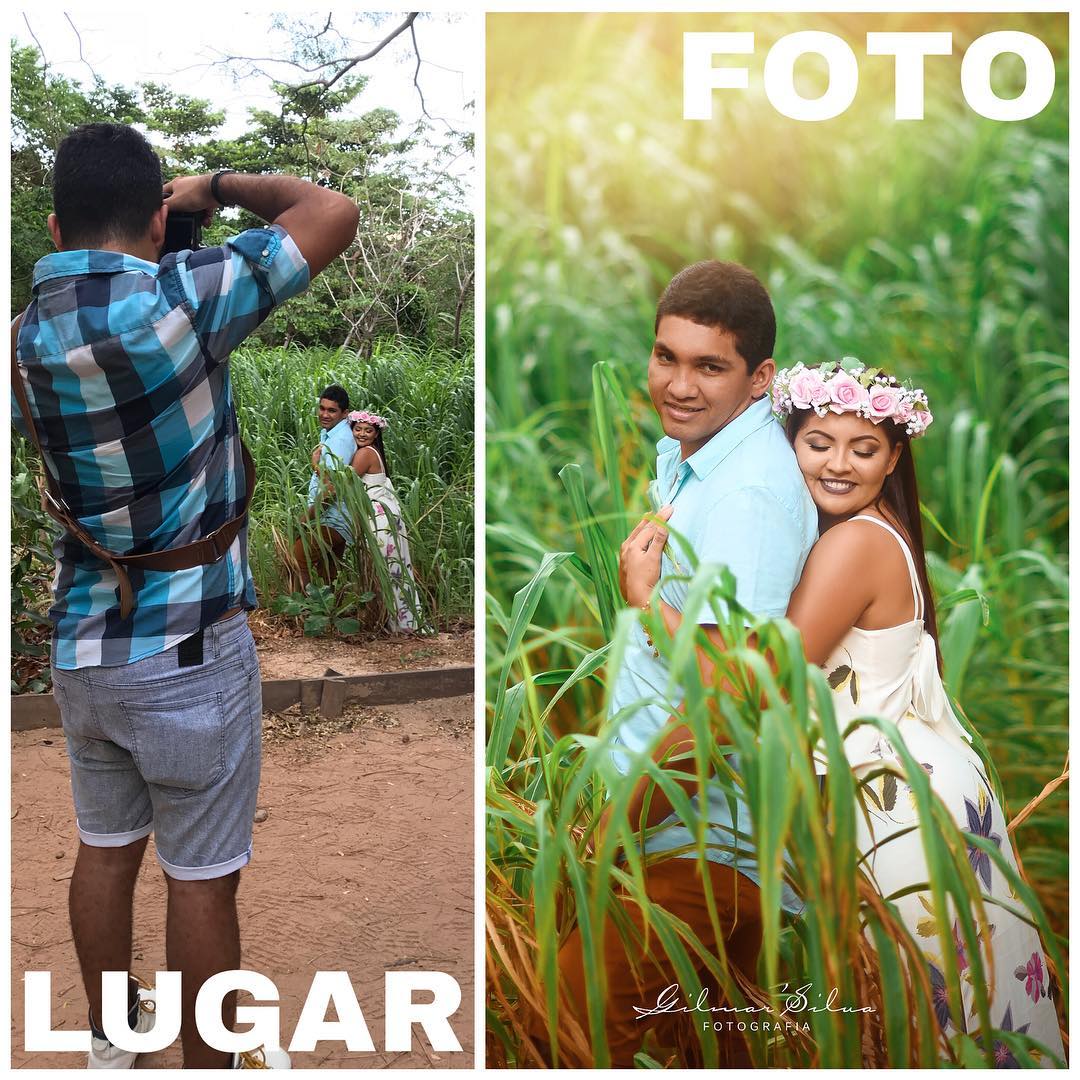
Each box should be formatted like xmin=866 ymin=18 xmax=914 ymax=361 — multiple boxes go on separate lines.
xmin=68 ymin=837 xmax=148 ymax=1028
xmin=165 ymin=871 xmax=241 ymax=1069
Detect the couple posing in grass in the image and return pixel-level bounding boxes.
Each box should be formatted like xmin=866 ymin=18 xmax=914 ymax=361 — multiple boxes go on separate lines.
xmin=293 ymin=383 xmax=425 ymax=634
xmin=552 ymin=261 xmax=1064 ymax=1067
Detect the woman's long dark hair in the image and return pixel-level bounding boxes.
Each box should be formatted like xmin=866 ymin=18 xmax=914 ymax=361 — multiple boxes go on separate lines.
xmin=785 ymin=406 xmax=942 ymax=670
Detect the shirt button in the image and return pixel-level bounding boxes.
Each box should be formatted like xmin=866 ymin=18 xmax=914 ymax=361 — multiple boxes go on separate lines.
xmin=261 ymin=249 xmax=269 ymax=257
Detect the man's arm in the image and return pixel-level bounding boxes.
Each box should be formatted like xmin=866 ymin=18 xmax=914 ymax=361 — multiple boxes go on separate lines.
xmin=163 ymin=173 xmax=360 ymax=279
xmin=599 ymin=488 xmax=802 ymax=850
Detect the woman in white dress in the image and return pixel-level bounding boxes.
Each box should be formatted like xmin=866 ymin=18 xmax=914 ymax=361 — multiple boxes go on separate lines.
xmin=625 ymin=360 xmax=1065 ymax=1067
xmin=346 ymin=410 xmax=426 ymax=633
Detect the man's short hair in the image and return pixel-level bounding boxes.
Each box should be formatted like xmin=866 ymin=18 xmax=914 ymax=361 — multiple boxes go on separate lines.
xmin=52 ymin=124 xmax=164 ymax=249
xmin=319 ymin=384 xmax=350 ymax=411
xmin=654 ymin=261 xmax=776 ymax=372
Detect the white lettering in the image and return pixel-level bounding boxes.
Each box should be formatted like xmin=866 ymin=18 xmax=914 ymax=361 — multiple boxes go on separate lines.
xmin=24 ymin=972 xmax=89 ymax=1052
xmin=101 ymin=971 xmax=181 ymax=1053
xmin=764 ymin=31 xmax=858 ymax=121
xmin=866 ymin=32 xmax=953 ymax=120
xmin=194 ymin=970 xmax=280 ymax=1054
xmin=683 ymin=32 xmax=755 ymax=120
xmin=961 ymin=31 xmax=1055 ymax=121
xmin=289 ymin=972 xmax=375 ymax=1052
xmin=384 ymin=971 xmax=462 ymax=1053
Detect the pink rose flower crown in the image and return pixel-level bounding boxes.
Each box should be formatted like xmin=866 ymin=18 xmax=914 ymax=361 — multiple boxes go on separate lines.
xmin=348 ymin=409 xmax=389 ymax=429
xmin=771 ymin=357 xmax=933 ymax=438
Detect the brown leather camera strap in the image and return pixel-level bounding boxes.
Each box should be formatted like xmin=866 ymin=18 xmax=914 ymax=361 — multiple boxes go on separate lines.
xmin=11 ymin=313 xmax=256 ymax=619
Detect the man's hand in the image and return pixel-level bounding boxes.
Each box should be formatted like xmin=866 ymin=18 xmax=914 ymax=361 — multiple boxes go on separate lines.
xmin=163 ymin=172 xmax=360 ymax=280
xmin=162 ymin=175 xmax=219 ymax=225
xmin=619 ymin=505 xmax=673 ymax=607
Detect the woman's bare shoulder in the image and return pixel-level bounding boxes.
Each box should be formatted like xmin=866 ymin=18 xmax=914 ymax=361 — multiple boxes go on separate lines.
xmin=802 ymin=516 xmax=908 ymax=578
xmin=351 ymin=446 xmax=382 ymax=474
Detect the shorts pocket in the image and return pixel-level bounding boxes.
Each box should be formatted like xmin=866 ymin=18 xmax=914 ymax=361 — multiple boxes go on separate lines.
xmin=121 ymin=692 xmax=226 ymax=797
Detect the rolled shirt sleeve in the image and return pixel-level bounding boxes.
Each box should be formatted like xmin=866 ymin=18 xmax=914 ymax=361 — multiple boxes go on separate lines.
xmin=167 ymin=224 xmax=310 ymax=362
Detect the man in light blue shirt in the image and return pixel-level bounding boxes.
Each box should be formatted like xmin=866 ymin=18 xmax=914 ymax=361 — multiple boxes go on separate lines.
xmin=556 ymin=262 xmax=817 ymax=1067
xmin=293 ymin=384 xmax=357 ymax=585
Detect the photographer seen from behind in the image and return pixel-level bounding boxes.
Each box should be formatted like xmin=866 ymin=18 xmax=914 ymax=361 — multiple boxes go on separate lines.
xmin=11 ymin=123 xmax=359 ymax=1069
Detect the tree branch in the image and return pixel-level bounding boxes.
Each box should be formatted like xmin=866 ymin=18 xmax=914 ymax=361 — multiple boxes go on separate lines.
xmin=409 ymin=21 xmax=431 ymax=122
xmin=64 ymin=14 xmax=100 ymax=84
xmin=290 ymin=13 xmax=419 ymax=92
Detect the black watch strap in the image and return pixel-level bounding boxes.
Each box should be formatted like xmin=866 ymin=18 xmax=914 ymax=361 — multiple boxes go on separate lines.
xmin=211 ymin=169 xmax=238 ymax=206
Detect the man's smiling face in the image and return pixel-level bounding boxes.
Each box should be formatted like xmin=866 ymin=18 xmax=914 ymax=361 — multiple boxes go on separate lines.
xmin=647 ymin=315 xmax=774 ymax=459
xmin=318 ymin=398 xmax=347 ymax=430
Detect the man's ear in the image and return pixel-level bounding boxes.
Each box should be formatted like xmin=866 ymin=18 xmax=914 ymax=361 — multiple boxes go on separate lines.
xmin=47 ymin=214 xmax=63 ymax=251
xmin=148 ymin=203 xmax=168 ymax=252
xmin=752 ymin=357 xmax=776 ymax=397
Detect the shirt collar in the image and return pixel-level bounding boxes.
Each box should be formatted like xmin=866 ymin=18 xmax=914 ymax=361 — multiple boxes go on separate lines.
xmin=320 ymin=417 xmax=352 ymax=443
xmin=656 ymin=396 xmax=777 ymax=481
xmin=32 ymin=249 xmax=160 ymax=291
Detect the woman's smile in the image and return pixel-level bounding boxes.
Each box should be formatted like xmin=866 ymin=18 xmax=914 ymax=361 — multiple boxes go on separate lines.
xmin=793 ymin=412 xmax=902 ymax=523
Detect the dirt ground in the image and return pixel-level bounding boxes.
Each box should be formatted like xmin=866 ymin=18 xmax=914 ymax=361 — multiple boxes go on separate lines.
xmin=249 ymin=615 xmax=474 ymax=681
xmin=10 ymin=693 xmax=474 ymax=1069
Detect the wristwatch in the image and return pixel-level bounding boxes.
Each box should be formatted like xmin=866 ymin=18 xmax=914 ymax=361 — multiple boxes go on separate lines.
xmin=210 ymin=169 xmax=238 ymax=206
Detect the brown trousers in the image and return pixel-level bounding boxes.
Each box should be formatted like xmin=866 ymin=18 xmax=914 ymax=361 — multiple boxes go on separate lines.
xmin=537 ymin=859 xmax=763 ymax=1068
xmin=291 ymin=525 xmax=347 ymax=588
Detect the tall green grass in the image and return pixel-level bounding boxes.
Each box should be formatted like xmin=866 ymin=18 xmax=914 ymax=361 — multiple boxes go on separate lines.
xmin=10 ymin=342 xmax=474 ymax=655
xmin=231 ymin=342 xmax=474 ymax=624
xmin=485 ymin=11 xmax=1067 ymax=1066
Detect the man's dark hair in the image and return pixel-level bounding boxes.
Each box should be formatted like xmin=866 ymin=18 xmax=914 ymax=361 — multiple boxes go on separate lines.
xmin=319 ymin=385 xmax=350 ymax=411
xmin=52 ymin=124 xmax=164 ymax=248
xmin=654 ymin=261 xmax=776 ymax=372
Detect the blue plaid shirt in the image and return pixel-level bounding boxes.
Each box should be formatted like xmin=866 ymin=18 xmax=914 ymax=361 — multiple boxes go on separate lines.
xmin=14 ymin=225 xmax=310 ymax=669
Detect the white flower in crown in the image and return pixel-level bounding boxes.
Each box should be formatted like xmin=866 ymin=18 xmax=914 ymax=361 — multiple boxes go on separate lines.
xmin=770 ymin=359 xmax=933 ymax=437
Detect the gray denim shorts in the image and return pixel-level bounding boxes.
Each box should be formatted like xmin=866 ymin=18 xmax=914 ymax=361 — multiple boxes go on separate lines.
xmin=50 ymin=612 xmax=262 ymax=880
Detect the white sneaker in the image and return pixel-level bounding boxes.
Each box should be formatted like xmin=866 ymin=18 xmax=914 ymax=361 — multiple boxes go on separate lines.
xmin=233 ymin=1045 xmax=291 ymax=1069
xmin=86 ymin=979 xmax=156 ymax=1069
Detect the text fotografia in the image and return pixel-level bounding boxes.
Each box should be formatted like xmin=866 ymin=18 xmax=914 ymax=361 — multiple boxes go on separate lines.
xmin=633 ymin=983 xmax=875 ymax=1022
xmin=685 ymin=31 xmax=1056 ymax=122
xmin=24 ymin=970 xmax=463 ymax=1055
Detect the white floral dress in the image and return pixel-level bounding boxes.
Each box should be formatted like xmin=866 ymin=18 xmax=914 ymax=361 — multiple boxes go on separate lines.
xmin=818 ymin=515 xmax=1064 ymax=1068
xmin=358 ymin=457 xmax=425 ymax=634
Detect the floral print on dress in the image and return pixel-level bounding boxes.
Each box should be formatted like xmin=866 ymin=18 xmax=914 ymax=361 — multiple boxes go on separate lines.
xmin=964 ymin=789 xmax=1002 ymax=892
xmin=975 ymin=1003 xmax=1032 ymax=1068
xmin=818 ymin=516 xmax=1064 ymax=1067
xmin=1016 ymin=952 xmax=1047 ymax=1002
xmin=358 ymin=472 xmax=427 ymax=634
xmin=826 ymin=650 xmax=860 ymax=705
xmin=928 ymin=961 xmax=956 ymax=1034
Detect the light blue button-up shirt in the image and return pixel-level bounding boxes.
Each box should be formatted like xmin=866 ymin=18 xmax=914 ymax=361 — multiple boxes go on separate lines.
xmin=307 ymin=418 xmax=357 ymax=542
xmin=608 ymin=396 xmax=817 ymax=913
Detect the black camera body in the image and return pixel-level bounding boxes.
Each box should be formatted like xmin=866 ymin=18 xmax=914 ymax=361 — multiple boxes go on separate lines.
xmin=160 ymin=210 xmax=203 ymax=258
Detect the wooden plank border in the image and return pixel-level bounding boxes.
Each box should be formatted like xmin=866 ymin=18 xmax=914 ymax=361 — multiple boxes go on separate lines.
xmin=12 ymin=665 xmax=474 ymax=732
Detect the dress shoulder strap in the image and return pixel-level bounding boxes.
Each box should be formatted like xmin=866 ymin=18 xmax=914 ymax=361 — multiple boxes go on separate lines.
xmin=849 ymin=514 xmax=923 ymax=620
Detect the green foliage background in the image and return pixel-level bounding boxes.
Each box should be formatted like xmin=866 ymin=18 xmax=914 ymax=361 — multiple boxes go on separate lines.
xmin=10 ymin=25 xmax=475 ymax=685
xmin=485 ymin=11 xmax=1067 ymax=1066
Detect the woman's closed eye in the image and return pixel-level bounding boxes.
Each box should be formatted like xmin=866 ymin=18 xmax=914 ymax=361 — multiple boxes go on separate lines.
xmin=808 ymin=442 xmax=875 ymax=459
